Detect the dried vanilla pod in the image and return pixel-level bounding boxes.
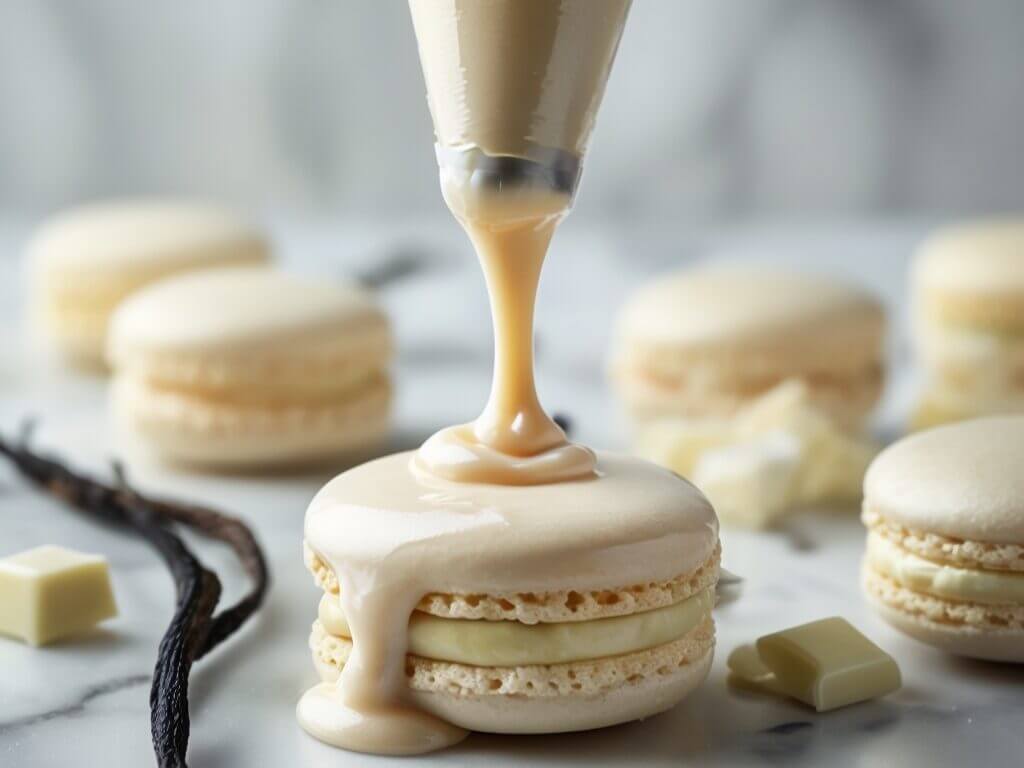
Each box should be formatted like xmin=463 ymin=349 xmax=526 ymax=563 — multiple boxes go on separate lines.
xmin=0 ymin=428 xmax=269 ymax=768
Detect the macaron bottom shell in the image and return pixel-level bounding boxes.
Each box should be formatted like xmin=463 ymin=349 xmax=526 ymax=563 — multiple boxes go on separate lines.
xmin=311 ymin=623 xmax=715 ymax=734
xmin=864 ymin=581 xmax=1024 ymax=663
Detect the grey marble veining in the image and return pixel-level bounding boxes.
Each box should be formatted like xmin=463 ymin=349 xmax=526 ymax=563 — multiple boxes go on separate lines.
xmin=2 ymin=219 xmax=1023 ymax=766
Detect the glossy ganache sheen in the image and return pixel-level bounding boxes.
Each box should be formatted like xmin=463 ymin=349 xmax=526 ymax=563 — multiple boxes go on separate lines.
xmin=297 ymin=1 xmax=716 ymax=757
xmin=298 ymin=452 xmax=717 ymax=753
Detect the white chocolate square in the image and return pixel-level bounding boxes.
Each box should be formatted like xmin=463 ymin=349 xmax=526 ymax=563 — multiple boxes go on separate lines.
xmin=0 ymin=545 xmax=118 ymax=646
xmin=726 ymin=644 xmax=789 ymax=696
xmin=754 ymin=617 xmax=901 ymax=712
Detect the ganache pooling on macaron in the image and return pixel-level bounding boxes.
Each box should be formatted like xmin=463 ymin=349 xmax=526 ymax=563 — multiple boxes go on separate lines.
xmin=296 ymin=0 xmax=721 ymax=756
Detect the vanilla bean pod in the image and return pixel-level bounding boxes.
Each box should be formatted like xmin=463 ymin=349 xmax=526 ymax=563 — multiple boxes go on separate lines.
xmin=0 ymin=431 xmax=269 ymax=767
xmin=117 ymin=486 xmax=221 ymax=768
xmin=136 ymin=489 xmax=269 ymax=658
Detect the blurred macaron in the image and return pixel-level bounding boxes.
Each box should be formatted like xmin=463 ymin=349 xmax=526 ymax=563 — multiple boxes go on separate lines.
xmin=912 ymin=219 xmax=1024 ymax=429
xmin=107 ymin=266 xmax=393 ymax=470
xmin=610 ymin=264 xmax=886 ymax=431
xmin=609 ymin=265 xmax=885 ymax=528
xmin=27 ymin=200 xmax=269 ymax=368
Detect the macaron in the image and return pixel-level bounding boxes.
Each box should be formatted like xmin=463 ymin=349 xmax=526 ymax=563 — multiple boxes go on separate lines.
xmin=610 ymin=265 xmax=886 ymax=431
xmin=27 ymin=200 xmax=269 ymax=367
xmin=301 ymin=452 xmax=720 ymax=735
xmin=108 ymin=267 xmax=392 ymax=469
xmin=912 ymin=219 xmax=1024 ymax=428
xmin=862 ymin=417 xmax=1024 ymax=662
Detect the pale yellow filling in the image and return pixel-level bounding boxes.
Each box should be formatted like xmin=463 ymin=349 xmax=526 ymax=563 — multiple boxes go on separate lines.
xmin=318 ymin=588 xmax=713 ymax=667
xmin=867 ymin=532 xmax=1024 ymax=605
xmin=134 ymin=366 xmax=386 ymax=408
xmin=36 ymin=299 xmax=109 ymax=339
xmin=917 ymin=320 xmax=1024 ymax=410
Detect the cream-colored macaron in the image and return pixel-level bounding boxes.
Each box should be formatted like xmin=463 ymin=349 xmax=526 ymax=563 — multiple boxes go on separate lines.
xmin=912 ymin=219 xmax=1024 ymax=429
xmin=862 ymin=417 xmax=1024 ymax=662
xmin=610 ymin=265 xmax=886 ymax=431
xmin=302 ymin=452 xmax=720 ymax=735
xmin=107 ymin=266 xmax=392 ymax=469
xmin=27 ymin=200 xmax=269 ymax=368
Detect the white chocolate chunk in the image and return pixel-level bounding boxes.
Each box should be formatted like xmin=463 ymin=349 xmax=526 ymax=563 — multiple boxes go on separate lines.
xmin=726 ymin=644 xmax=788 ymax=696
xmin=692 ymin=431 xmax=802 ymax=528
xmin=0 ymin=546 xmax=118 ymax=646
xmin=637 ymin=381 xmax=876 ymax=528
xmin=736 ymin=381 xmax=876 ymax=502
xmin=733 ymin=380 xmax=817 ymax=434
xmin=753 ymin=617 xmax=900 ymax=712
xmin=633 ymin=418 xmax=733 ymax=478
xmin=727 ymin=643 xmax=774 ymax=681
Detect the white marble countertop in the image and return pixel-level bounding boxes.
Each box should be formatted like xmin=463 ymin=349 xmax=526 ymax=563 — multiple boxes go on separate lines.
xmin=1 ymin=217 xmax=1022 ymax=767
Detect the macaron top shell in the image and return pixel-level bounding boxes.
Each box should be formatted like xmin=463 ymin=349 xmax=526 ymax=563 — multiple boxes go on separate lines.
xmin=864 ymin=417 xmax=1024 ymax=544
xmin=915 ymin=220 xmax=1024 ymax=296
xmin=306 ymin=451 xmax=719 ymax=597
xmin=28 ymin=200 xmax=268 ymax=283
xmin=108 ymin=267 xmax=390 ymax=364
xmin=616 ymin=265 xmax=883 ymax=360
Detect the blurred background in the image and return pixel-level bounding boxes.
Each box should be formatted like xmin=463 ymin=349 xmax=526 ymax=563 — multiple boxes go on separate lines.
xmin=2 ymin=0 xmax=1023 ymax=226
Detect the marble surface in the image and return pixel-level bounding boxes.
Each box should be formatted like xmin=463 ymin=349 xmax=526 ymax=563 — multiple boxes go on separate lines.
xmin=2 ymin=218 xmax=1023 ymax=767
